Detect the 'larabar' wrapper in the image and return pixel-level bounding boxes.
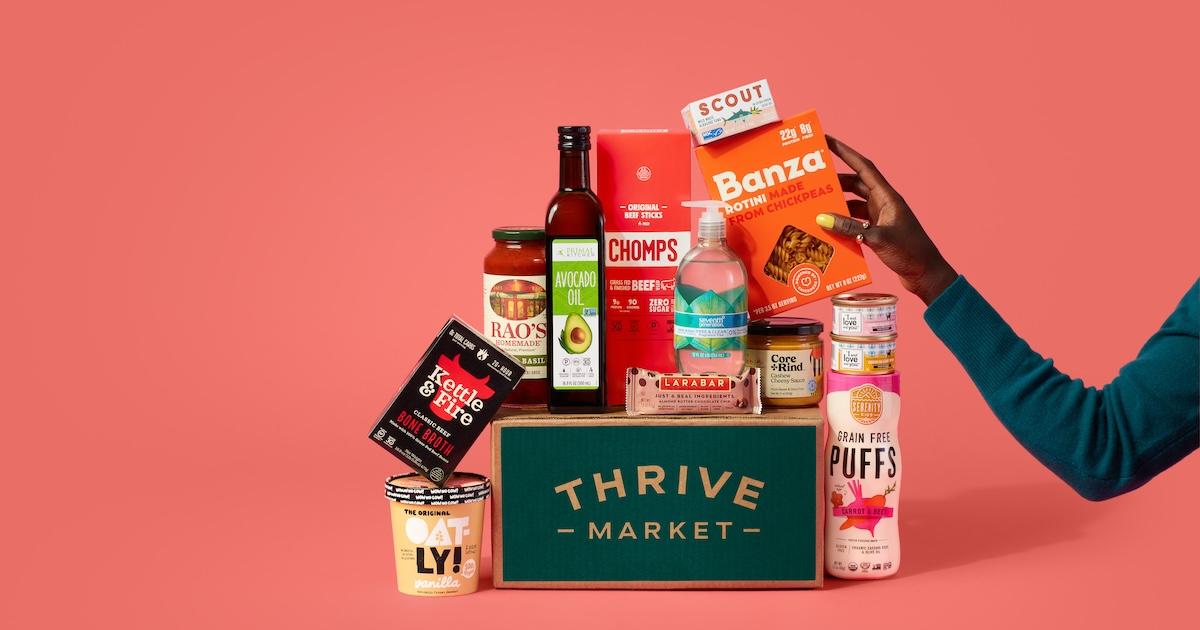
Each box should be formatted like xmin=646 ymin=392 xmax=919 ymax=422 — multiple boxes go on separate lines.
xmin=695 ymin=110 xmax=872 ymax=317
xmin=625 ymin=366 xmax=762 ymax=415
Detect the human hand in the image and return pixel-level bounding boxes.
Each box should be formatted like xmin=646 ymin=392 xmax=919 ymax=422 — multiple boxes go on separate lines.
xmin=817 ymin=135 xmax=958 ymax=305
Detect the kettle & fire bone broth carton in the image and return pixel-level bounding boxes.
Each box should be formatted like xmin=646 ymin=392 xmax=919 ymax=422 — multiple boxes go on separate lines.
xmin=695 ymin=110 xmax=872 ymax=317
xmin=597 ymin=130 xmax=691 ymax=406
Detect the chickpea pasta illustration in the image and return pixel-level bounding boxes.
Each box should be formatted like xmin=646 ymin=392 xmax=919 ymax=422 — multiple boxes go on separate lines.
xmin=763 ymin=225 xmax=834 ymax=285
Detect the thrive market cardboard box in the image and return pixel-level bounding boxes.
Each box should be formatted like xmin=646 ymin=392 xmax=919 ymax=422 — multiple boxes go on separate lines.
xmin=597 ymin=130 xmax=691 ymax=406
xmin=491 ymin=409 xmax=823 ymax=588
xmin=696 ymin=110 xmax=872 ymax=318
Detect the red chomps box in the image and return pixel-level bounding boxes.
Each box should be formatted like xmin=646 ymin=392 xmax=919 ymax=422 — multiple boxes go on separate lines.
xmin=596 ymin=130 xmax=691 ymax=406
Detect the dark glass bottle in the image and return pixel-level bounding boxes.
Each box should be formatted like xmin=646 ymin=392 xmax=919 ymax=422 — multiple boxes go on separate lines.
xmin=545 ymin=125 xmax=606 ymax=413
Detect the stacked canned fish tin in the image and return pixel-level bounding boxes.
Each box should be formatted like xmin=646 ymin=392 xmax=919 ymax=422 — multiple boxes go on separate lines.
xmin=829 ymin=293 xmax=897 ymax=374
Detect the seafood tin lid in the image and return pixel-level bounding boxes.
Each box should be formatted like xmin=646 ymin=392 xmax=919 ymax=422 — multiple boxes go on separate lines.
xmin=385 ymin=472 xmax=491 ymax=505
xmin=748 ymin=317 xmax=824 ymax=337
xmin=831 ymin=333 xmax=898 ymax=343
xmin=831 ymin=293 xmax=898 ymax=307
xmin=492 ymin=226 xmax=545 ymax=241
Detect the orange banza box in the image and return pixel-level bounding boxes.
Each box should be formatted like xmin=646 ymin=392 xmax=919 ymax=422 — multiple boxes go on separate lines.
xmin=695 ymin=110 xmax=871 ymax=318
xmin=597 ymin=130 xmax=691 ymax=406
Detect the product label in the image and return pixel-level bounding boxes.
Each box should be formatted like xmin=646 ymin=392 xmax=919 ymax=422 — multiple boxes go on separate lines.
xmin=598 ymin=131 xmax=692 ymax=406
xmin=837 ymin=347 xmax=864 ymax=372
xmin=748 ymin=347 xmax=821 ymax=398
xmin=551 ymin=238 xmax=600 ymax=390
xmin=834 ymin=305 xmax=896 ymax=336
xmin=483 ymin=273 xmax=547 ymax=380
xmin=825 ymin=374 xmax=901 ymax=578
xmin=695 ymin=110 xmax=874 ymax=318
xmin=675 ymin=286 xmax=748 ymax=359
xmin=495 ymin=420 xmax=821 ymax=586
xmin=391 ymin=504 xmax=482 ymax=595
xmin=833 ymin=340 xmax=895 ymax=373
xmin=368 ymin=317 xmax=524 ymax=485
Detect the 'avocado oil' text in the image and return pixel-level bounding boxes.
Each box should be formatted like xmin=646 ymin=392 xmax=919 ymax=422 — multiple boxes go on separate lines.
xmin=546 ymin=126 xmax=606 ymax=412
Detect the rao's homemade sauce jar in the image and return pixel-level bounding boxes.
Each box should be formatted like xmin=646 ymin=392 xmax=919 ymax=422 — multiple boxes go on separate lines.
xmin=746 ymin=317 xmax=824 ymax=407
xmin=484 ymin=227 xmax=548 ymax=407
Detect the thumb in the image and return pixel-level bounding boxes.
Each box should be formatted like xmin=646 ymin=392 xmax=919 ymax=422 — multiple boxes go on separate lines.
xmin=816 ymin=213 xmax=868 ymax=239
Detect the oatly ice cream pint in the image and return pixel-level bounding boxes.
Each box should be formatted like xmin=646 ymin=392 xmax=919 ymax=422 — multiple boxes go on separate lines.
xmin=385 ymin=472 xmax=490 ymax=596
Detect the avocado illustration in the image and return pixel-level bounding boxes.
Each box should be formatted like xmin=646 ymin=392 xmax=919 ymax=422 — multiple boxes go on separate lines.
xmin=560 ymin=313 xmax=592 ymax=354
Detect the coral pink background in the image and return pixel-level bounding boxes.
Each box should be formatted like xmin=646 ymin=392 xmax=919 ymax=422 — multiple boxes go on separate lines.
xmin=4 ymin=1 xmax=1198 ymax=627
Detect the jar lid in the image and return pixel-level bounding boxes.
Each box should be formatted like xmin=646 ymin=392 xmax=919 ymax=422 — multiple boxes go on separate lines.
xmin=492 ymin=226 xmax=546 ymax=241
xmin=831 ymin=293 xmax=898 ymax=307
xmin=385 ymin=472 xmax=491 ymax=505
xmin=749 ymin=317 xmax=824 ymax=336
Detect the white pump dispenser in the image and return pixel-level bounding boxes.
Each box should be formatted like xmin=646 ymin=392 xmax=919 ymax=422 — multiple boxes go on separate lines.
xmin=682 ymin=200 xmax=731 ymax=240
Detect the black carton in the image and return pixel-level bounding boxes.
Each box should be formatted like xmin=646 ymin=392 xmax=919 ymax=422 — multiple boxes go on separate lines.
xmin=369 ymin=316 xmax=525 ymax=485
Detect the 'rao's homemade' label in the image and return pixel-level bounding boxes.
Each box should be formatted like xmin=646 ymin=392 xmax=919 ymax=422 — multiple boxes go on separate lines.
xmin=483 ymin=274 xmax=547 ymax=380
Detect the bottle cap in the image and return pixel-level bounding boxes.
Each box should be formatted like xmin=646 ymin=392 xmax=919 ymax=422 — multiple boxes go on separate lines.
xmin=683 ymin=200 xmax=732 ymax=240
xmin=557 ymin=125 xmax=591 ymax=150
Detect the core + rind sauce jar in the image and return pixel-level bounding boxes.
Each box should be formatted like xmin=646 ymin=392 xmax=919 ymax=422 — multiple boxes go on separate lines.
xmin=746 ymin=317 xmax=824 ymax=407
xmin=484 ymin=227 xmax=548 ymax=407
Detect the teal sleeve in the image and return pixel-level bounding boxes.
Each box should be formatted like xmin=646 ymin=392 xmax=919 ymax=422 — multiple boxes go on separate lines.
xmin=923 ymin=276 xmax=1199 ymax=500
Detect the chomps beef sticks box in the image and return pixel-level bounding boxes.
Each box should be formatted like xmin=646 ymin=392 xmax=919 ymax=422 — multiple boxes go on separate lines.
xmin=597 ymin=130 xmax=691 ymax=406
xmin=695 ymin=110 xmax=872 ymax=317
xmin=368 ymin=316 xmax=524 ymax=485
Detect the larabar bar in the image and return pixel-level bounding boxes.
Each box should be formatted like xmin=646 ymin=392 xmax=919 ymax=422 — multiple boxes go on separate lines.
xmin=695 ymin=110 xmax=872 ymax=317
xmin=625 ymin=366 xmax=762 ymax=415
xmin=597 ymin=130 xmax=691 ymax=406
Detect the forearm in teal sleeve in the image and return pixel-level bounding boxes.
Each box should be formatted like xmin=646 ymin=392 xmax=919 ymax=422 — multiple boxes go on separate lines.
xmin=924 ymin=276 xmax=1199 ymax=500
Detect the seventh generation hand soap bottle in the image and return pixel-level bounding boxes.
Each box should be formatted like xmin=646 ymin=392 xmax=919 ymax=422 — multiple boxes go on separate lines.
xmin=673 ymin=201 xmax=748 ymax=373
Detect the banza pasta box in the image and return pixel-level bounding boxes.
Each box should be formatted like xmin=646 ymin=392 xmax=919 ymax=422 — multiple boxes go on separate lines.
xmin=695 ymin=110 xmax=872 ymax=317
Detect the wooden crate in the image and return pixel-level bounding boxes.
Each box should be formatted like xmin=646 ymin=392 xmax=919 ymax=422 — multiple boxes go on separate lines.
xmin=491 ymin=409 xmax=823 ymax=589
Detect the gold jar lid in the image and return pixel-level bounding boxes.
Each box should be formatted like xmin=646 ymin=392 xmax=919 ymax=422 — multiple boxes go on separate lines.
xmin=831 ymin=293 xmax=898 ymax=307
xmin=831 ymin=333 xmax=897 ymax=343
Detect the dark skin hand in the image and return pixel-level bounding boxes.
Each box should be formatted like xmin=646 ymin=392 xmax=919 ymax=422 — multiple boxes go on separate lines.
xmin=818 ymin=135 xmax=958 ymax=305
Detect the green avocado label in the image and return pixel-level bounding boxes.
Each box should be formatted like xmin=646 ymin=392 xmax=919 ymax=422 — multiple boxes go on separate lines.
xmin=551 ymin=239 xmax=599 ymax=390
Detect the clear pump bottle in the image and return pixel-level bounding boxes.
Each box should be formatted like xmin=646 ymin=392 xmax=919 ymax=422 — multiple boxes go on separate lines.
xmin=673 ymin=201 xmax=749 ymax=373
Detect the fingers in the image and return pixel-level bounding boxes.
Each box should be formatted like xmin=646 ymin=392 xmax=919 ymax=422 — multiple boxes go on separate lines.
xmin=815 ymin=212 xmax=869 ymax=239
xmin=846 ymin=199 xmax=873 ymax=222
xmin=838 ymin=173 xmax=870 ymax=199
xmin=827 ymin=135 xmax=891 ymax=193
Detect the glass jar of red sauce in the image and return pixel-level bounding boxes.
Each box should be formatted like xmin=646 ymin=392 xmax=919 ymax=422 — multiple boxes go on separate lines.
xmin=484 ymin=227 xmax=548 ymax=407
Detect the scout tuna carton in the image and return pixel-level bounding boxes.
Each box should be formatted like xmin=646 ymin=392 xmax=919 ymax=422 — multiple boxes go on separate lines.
xmin=597 ymin=130 xmax=691 ymax=406
xmin=681 ymin=79 xmax=780 ymax=146
xmin=695 ymin=110 xmax=872 ymax=317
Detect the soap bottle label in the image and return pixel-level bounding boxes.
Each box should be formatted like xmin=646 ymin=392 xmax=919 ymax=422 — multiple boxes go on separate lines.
xmin=673 ymin=286 xmax=748 ymax=358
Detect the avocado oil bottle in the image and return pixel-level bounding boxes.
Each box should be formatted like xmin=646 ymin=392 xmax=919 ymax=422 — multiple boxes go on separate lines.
xmin=546 ymin=125 xmax=606 ymax=413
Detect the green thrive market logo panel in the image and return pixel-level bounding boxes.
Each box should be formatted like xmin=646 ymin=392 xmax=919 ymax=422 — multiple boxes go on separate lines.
xmin=499 ymin=424 xmax=817 ymax=582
